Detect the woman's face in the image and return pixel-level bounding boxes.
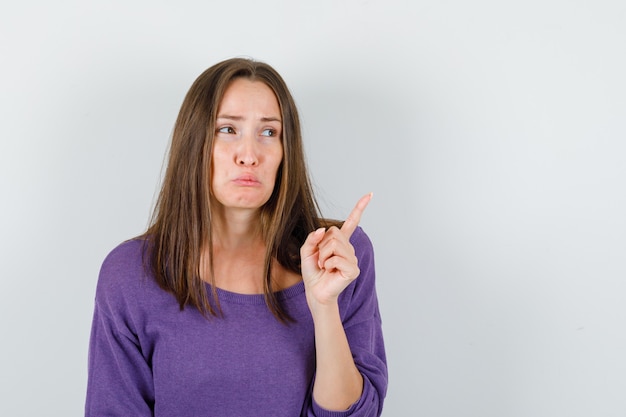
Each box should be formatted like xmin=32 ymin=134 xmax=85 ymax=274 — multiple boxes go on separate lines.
xmin=211 ymin=78 xmax=283 ymax=213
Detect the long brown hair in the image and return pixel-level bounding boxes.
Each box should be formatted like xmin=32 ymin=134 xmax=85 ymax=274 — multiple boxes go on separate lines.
xmin=144 ymin=58 xmax=325 ymax=321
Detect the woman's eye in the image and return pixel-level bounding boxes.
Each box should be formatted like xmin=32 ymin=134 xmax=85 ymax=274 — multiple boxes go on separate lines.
xmin=261 ymin=128 xmax=276 ymax=137
xmin=218 ymin=126 xmax=235 ymax=134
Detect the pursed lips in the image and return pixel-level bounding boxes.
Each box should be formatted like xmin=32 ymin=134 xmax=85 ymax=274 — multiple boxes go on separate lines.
xmin=232 ymin=174 xmax=261 ymax=186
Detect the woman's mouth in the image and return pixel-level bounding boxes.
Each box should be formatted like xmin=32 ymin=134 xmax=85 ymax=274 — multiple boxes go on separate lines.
xmin=233 ymin=175 xmax=260 ymax=186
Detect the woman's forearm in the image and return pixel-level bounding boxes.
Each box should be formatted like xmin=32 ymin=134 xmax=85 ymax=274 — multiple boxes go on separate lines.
xmin=311 ymin=302 xmax=363 ymax=410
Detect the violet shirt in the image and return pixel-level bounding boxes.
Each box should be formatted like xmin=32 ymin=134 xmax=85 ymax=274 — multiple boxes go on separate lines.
xmin=85 ymin=227 xmax=387 ymax=416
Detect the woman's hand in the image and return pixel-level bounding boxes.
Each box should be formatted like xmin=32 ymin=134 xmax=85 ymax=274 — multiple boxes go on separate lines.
xmin=301 ymin=193 xmax=372 ymax=310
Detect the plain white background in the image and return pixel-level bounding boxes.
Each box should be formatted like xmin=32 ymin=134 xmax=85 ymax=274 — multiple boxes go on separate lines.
xmin=1 ymin=1 xmax=625 ymax=416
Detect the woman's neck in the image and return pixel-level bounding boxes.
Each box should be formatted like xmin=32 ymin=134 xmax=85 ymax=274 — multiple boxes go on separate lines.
xmin=210 ymin=205 xmax=263 ymax=250
xmin=204 ymin=204 xmax=302 ymax=294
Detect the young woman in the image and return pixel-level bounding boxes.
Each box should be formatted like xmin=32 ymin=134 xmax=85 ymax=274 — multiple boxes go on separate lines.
xmin=85 ymin=58 xmax=387 ymax=416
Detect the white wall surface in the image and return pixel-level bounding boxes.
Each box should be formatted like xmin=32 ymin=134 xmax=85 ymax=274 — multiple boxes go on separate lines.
xmin=1 ymin=1 xmax=625 ymax=416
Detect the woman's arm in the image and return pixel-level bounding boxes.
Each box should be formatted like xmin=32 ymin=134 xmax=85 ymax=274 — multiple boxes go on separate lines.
xmin=85 ymin=243 xmax=155 ymax=417
xmin=301 ymin=194 xmax=383 ymax=412
xmin=308 ymin=290 xmax=364 ymax=409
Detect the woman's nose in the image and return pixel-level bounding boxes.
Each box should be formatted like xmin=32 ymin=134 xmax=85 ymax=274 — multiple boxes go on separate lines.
xmin=236 ymin=134 xmax=259 ymax=166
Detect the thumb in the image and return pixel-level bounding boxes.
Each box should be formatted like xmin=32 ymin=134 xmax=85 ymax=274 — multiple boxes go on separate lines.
xmin=300 ymin=227 xmax=325 ymax=260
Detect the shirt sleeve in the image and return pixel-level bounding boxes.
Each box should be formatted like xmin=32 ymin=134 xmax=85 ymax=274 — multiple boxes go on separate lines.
xmin=85 ymin=242 xmax=155 ymax=417
xmin=303 ymin=227 xmax=388 ymax=417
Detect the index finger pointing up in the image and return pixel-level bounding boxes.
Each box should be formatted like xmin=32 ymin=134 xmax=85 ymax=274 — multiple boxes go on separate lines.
xmin=341 ymin=192 xmax=373 ymax=237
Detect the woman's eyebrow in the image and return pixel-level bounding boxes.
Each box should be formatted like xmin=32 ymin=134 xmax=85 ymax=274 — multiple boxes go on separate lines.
xmin=260 ymin=116 xmax=282 ymax=123
xmin=217 ymin=114 xmax=281 ymax=123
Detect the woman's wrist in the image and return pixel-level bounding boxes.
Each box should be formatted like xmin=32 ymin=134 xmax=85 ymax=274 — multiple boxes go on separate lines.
xmin=307 ymin=297 xmax=340 ymax=322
